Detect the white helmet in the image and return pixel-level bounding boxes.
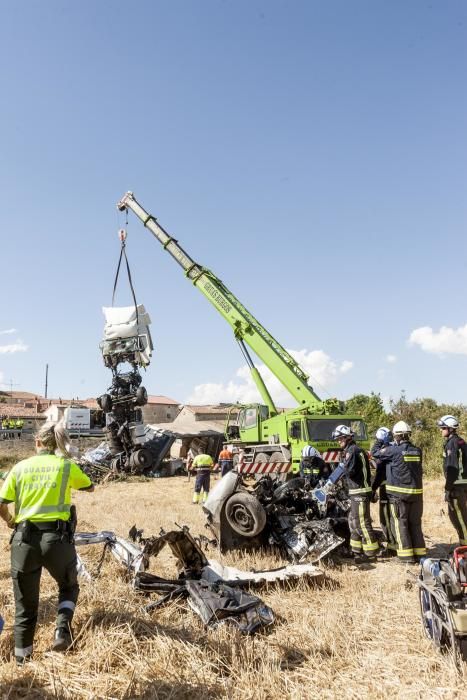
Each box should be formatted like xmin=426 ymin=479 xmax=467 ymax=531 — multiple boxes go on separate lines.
xmin=375 ymin=427 xmax=391 ymax=441
xmin=301 ymin=445 xmax=321 ymax=459
xmin=332 ymin=425 xmax=353 ymax=440
xmin=393 ymin=420 xmax=411 ymax=435
xmin=437 ymin=415 xmax=459 ymax=429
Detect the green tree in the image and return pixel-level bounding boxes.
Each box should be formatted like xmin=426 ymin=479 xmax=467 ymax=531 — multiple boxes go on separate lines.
xmin=388 ymin=393 xmax=467 ymax=477
xmin=345 ymin=393 xmax=389 ymax=437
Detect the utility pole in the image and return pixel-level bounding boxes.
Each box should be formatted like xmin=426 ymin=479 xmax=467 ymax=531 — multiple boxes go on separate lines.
xmin=0 ymin=379 xmax=20 ymax=394
xmin=44 ymin=364 xmax=48 ymax=398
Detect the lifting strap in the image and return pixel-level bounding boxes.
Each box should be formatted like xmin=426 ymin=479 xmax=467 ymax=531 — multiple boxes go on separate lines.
xmin=111 ymin=229 xmax=139 ymax=326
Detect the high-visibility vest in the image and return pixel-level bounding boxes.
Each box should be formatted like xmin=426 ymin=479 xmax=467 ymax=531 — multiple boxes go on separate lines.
xmin=0 ymin=453 xmax=91 ymax=523
xmin=192 ymin=454 xmax=214 ymax=469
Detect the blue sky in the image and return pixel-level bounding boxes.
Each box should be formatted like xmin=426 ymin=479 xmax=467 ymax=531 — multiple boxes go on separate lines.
xmin=0 ymin=1 xmax=466 ymax=407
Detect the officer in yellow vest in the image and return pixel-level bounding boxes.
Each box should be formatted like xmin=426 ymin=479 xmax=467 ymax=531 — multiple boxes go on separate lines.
xmin=0 ymin=420 xmax=94 ymax=664
xmin=191 ymin=453 xmax=214 ymax=503
xmin=15 ymin=418 xmax=24 ymax=439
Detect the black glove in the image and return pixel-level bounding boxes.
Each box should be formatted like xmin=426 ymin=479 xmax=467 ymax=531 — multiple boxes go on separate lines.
xmin=444 ymin=490 xmax=452 ymax=503
xmin=370 ymin=490 xmax=379 ymax=504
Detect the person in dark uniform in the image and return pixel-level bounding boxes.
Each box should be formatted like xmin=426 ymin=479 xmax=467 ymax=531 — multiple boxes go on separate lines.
xmin=437 ymin=415 xmax=467 ymax=546
xmin=332 ymin=424 xmax=380 ymax=562
xmin=371 ymin=427 xmax=397 ymax=557
xmin=299 ymin=445 xmax=330 ymax=486
xmin=372 ymin=421 xmax=425 ymax=564
xmin=0 ymin=420 xmax=94 ymax=664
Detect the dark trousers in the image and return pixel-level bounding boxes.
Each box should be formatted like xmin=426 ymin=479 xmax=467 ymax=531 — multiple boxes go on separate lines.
xmin=11 ymin=529 xmax=79 ymax=656
xmin=447 ymin=487 xmax=467 ymax=545
xmin=388 ymin=493 xmax=425 ymax=561
xmin=349 ymin=495 xmax=379 ymax=557
xmin=194 ymin=470 xmax=211 ymax=493
xmin=379 ymin=486 xmax=397 ymax=552
xmin=219 ymin=460 xmax=233 ymax=477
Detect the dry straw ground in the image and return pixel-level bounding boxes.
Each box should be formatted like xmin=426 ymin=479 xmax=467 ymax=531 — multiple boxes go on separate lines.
xmin=0 ymin=450 xmax=465 ymax=698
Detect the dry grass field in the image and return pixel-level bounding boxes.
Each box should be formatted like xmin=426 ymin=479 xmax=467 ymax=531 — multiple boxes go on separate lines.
xmin=0 ymin=450 xmax=465 ymax=699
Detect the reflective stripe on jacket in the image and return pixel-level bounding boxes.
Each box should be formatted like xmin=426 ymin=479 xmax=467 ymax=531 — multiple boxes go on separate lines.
xmin=372 ymin=440 xmax=423 ymax=495
xmin=0 ymin=453 xmax=91 ymax=523
xmin=443 ymin=434 xmax=467 ymax=490
xmin=341 ymin=442 xmax=372 ymax=495
xmin=192 ymin=454 xmax=214 ymax=470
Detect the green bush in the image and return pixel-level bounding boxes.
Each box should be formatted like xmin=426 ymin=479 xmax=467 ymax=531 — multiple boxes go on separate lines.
xmin=345 ymin=391 xmax=467 ymax=479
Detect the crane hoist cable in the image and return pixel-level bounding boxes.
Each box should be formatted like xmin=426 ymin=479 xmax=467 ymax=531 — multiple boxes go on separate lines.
xmin=111 ymin=226 xmax=139 ymax=326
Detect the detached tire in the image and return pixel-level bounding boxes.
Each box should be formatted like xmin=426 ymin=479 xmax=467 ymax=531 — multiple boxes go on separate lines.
xmin=98 ymin=393 xmax=113 ymax=413
xmin=135 ymin=386 xmax=148 ymax=406
xmin=224 ymin=492 xmax=266 ymax=537
xmin=130 ymin=448 xmax=152 ymax=472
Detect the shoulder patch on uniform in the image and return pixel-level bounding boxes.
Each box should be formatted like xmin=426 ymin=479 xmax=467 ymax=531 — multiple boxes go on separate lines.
xmin=345 ymin=452 xmax=350 ymax=459
xmin=447 ymin=449 xmax=452 ymax=456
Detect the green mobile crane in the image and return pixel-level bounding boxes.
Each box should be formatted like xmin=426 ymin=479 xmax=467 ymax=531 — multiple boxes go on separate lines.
xmin=117 ymin=192 xmax=369 ymax=473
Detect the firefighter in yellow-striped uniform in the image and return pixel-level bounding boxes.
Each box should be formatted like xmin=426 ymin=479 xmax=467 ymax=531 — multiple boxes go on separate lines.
xmin=372 ymin=421 xmax=425 ymax=564
xmin=0 ymin=421 xmax=94 ymax=664
xmin=332 ymin=425 xmax=380 ymax=562
xmin=299 ymin=445 xmax=330 ymax=486
xmin=371 ymin=427 xmax=397 ymax=557
xmin=437 ymin=415 xmax=467 ymax=545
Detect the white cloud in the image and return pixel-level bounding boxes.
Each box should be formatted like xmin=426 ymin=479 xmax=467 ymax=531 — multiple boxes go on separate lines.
xmin=186 ymin=348 xmax=353 ymax=406
xmin=386 ymin=354 xmax=397 ymax=363
xmin=0 ymin=341 xmax=28 ymax=354
xmin=0 ymin=328 xmax=16 ymax=335
xmin=409 ymin=324 xmax=467 ymax=356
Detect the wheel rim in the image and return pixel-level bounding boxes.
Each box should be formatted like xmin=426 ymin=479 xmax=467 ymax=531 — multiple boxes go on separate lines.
xmin=419 ymin=588 xmax=434 ymax=640
xmin=230 ymin=503 xmax=254 ymax=533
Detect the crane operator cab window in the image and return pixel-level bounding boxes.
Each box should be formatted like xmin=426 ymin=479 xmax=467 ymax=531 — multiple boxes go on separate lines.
xmin=239 ymin=405 xmax=268 ymax=430
xmin=289 ymin=421 xmax=302 ymax=440
xmin=240 ymin=407 xmax=258 ymax=429
xmin=307 ymin=419 xmax=367 ymax=442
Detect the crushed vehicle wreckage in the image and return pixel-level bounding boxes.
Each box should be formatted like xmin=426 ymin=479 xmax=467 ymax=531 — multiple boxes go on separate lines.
xmin=203 ymin=467 xmax=352 ymax=562
xmin=96 ymin=302 xmax=158 ymax=475
xmin=78 ymin=428 xmax=180 ymax=482
xmin=74 ymin=526 xmax=323 ymax=635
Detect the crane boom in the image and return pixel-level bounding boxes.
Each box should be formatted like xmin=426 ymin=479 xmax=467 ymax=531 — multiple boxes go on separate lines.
xmin=117 ymin=192 xmax=322 ymax=409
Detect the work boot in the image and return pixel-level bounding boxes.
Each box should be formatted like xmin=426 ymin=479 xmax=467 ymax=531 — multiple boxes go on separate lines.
xmin=377 ymin=547 xmax=397 ymax=559
xmin=396 ymin=557 xmax=416 ymax=566
xmin=52 ymin=626 xmax=73 ymax=652
xmin=15 ymin=654 xmax=32 ymax=667
xmin=353 ymin=554 xmax=370 ymax=565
